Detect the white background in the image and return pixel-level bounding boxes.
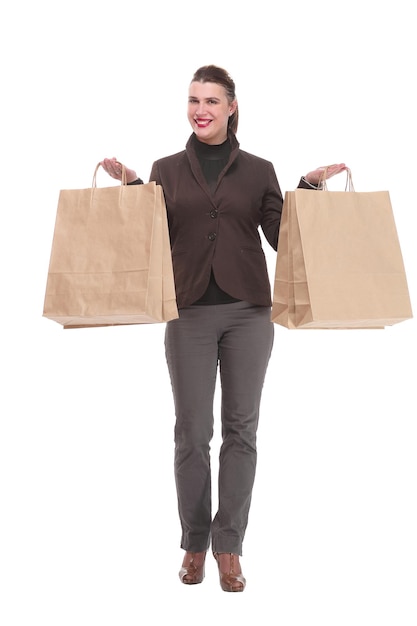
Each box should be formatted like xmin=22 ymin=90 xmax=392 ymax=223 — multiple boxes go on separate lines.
xmin=1 ymin=1 xmax=416 ymax=624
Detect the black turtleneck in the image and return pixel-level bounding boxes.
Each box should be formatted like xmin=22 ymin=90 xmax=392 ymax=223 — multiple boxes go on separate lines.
xmin=193 ymin=135 xmax=231 ymax=192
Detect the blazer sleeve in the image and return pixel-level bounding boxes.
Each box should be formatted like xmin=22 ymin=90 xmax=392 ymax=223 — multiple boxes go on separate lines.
xmin=259 ymin=162 xmax=283 ymax=252
xmin=261 ymin=172 xmax=320 ymax=251
xmin=298 ymin=177 xmax=321 ymax=190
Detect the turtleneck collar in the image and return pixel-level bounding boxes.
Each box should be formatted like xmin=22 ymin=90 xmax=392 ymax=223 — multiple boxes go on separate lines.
xmin=191 ymin=134 xmax=231 ymax=161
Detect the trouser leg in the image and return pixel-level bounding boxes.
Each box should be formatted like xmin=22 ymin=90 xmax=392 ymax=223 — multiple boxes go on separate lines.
xmin=211 ymin=302 xmax=274 ymax=555
xmin=165 ymin=306 xmax=218 ymax=552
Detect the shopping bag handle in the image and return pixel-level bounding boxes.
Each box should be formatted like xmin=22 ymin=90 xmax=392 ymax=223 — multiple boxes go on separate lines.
xmin=90 ymin=162 xmax=129 ymax=209
xmin=92 ymin=162 xmax=128 ymax=187
xmin=318 ymin=167 xmax=355 ymax=191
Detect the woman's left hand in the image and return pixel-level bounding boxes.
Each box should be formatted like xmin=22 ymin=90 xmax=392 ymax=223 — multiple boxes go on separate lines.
xmin=305 ymin=163 xmax=348 ymax=186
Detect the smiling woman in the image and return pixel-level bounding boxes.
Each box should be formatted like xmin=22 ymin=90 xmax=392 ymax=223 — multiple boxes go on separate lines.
xmin=187 ymin=68 xmax=238 ymax=145
xmin=100 ymin=64 xmax=346 ymax=593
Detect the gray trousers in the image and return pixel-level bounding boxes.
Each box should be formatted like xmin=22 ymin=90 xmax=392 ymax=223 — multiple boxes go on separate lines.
xmin=164 ymin=300 xmax=274 ymax=555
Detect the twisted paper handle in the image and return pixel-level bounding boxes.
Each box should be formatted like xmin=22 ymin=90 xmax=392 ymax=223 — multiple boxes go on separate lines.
xmin=90 ymin=162 xmax=128 ymax=208
xmin=318 ymin=167 xmax=354 ymax=191
xmin=92 ymin=161 xmax=127 ymax=187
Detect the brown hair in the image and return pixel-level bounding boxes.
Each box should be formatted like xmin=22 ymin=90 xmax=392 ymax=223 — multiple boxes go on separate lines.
xmin=191 ymin=65 xmax=239 ymax=134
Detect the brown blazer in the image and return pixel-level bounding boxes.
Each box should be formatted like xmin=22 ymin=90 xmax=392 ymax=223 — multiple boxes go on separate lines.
xmin=149 ymin=131 xmax=310 ymax=309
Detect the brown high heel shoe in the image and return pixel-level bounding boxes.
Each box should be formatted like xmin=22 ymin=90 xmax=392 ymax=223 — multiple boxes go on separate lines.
xmin=179 ymin=551 xmax=206 ymax=585
xmin=213 ymin=552 xmax=246 ymax=592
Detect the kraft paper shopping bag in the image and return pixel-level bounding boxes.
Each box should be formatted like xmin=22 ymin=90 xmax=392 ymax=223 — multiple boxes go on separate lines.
xmin=43 ymin=164 xmax=178 ymax=328
xmin=272 ymin=170 xmax=412 ymax=329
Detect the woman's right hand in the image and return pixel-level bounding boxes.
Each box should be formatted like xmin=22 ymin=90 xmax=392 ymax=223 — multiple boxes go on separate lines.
xmin=100 ymin=157 xmax=139 ymax=183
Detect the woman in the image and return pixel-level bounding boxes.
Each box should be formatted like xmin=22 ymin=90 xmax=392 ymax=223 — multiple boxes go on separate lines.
xmin=101 ymin=65 xmax=346 ymax=592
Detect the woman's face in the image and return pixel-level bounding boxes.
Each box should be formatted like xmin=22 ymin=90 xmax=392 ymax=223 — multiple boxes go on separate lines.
xmin=187 ymin=81 xmax=237 ymax=145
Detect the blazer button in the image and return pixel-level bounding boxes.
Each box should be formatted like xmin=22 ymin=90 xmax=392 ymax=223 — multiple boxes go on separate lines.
xmin=208 ymin=232 xmax=217 ymax=241
xmin=210 ymin=209 xmax=218 ymax=218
